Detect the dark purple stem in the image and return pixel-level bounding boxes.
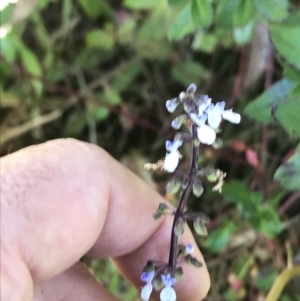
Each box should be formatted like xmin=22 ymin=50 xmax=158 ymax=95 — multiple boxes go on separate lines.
xmin=168 ymin=124 xmax=199 ymax=269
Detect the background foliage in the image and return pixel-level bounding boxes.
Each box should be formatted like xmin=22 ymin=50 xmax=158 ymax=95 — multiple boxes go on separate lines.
xmin=1 ymin=0 xmax=300 ymax=300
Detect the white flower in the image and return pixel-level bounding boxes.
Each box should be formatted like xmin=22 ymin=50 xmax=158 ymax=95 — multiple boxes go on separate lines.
xmin=197 ymin=124 xmax=216 ymax=145
xmin=160 ymin=274 xmax=177 ymax=301
xmin=207 ymin=101 xmax=225 ymax=129
xmin=164 ymin=151 xmax=180 ymax=173
xmin=222 ymin=109 xmax=241 ymax=124
xmin=141 ymin=270 xmax=155 ymax=301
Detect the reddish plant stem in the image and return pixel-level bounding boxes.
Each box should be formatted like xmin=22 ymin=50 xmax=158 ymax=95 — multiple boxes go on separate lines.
xmin=168 ymin=124 xmax=199 ymax=269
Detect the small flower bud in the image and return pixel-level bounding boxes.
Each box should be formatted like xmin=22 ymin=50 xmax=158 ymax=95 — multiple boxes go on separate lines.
xmin=143 ymin=261 xmax=155 ymax=273
xmin=207 ymin=170 xmax=218 ymax=182
xmin=174 ymin=267 xmax=184 ymax=280
xmin=181 ymin=176 xmax=189 ymax=189
xmin=187 ymin=83 xmax=197 ymax=93
xmin=192 ymin=178 xmax=204 ymax=197
xmin=174 ymin=217 xmax=185 ymax=236
xmin=153 ymin=273 xmax=164 ymax=290
xmin=166 ymin=176 xmax=181 ymax=194
xmin=157 ymin=202 xmax=169 ymax=213
xmin=212 ymin=138 xmax=223 ymax=149
xmin=193 ymin=216 xmax=208 ymax=236
xmin=184 ymin=255 xmax=202 ymax=267
xmin=177 ymin=244 xmax=186 ymax=257
xmin=193 ymin=139 xmax=200 ymax=147
xmin=179 ymin=92 xmax=186 ymax=100
xmin=153 ymin=212 xmax=162 ymax=220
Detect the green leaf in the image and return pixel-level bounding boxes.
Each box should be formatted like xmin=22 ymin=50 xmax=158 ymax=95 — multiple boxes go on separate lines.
xmin=252 ymin=0 xmax=289 ymax=21
xmin=270 ymin=25 xmax=300 ymax=69
xmin=251 ymin=206 xmax=282 ymax=238
xmin=76 ymin=0 xmax=101 ymax=18
xmin=91 ymin=106 xmax=110 ymax=122
xmin=233 ymin=20 xmax=254 ymax=45
xmin=171 ymin=60 xmax=208 ymax=86
xmin=112 ymin=64 xmax=141 ymax=92
xmin=274 ymin=151 xmax=300 ymax=191
xmin=205 ymin=220 xmax=235 ymax=253
xmin=216 ymin=0 xmax=240 ymax=28
xmin=233 ymin=0 xmax=254 ymax=27
xmin=103 ymin=89 xmax=122 ymax=105
xmin=273 ymin=95 xmax=300 ymax=137
xmin=168 ymin=0 xmax=188 ymax=5
xmin=85 ymin=29 xmax=115 ymax=50
xmin=168 ymin=4 xmax=195 ymax=40
xmin=19 ymin=46 xmax=43 ymax=97
xmin=254 ymin=271 xmax=279 ymax=290
xmin=244 ymin=78 xmax=296 ymax=124
xmin=0 ymin=33 xmax=17 ymax=62
xmin=0 ymin=3 xmax=13 ymax=24
xmin=124 ymin=0 xmax=160 ymax=10
xmin=190 ymin=0 xmax=213 ymax=28
xmin=192 ymin=32 xmax=218 ymax=52
xmin=63 ymin=111 xmax=87 ymax=137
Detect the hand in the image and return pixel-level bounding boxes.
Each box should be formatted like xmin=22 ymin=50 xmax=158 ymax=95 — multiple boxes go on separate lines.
xmin=0 ymin=139 xmax=210 ymax=301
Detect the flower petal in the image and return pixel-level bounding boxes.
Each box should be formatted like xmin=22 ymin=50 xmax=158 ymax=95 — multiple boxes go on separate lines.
xmin=197 ymin=125 xmax=216 ymax=145
xmin=222 ymin=109 xmax=241 ymax=124
xmin=164 ymin=152 xmax=180 ymax=173
xmin=161 ymin=274 xmax=177 ymax=287
xmin=160 ymin=286 xmax=176 ymax=301
xmin=207 ymin=107 xmax=222 ymax=129
xmin=166 ymin=98 xmax=180 ymax=113
xmin=187 ymin=83 xmax=197 ymax=93
xmin=141 ymin=270 xmax=155 ymax=283
xmin=141 ymin=283 xmax=153 ymax=301
xmin=165 ymin=140 xmax=183 ymax=152
xmin=185 ymin=243 xmax=194 ymax=254
xmin=190 ymin=113 xmax=207 ymax=126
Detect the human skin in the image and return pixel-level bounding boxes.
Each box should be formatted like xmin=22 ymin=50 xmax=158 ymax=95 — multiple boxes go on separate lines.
xmin=0 ymin=139 xmax=210 ymax=301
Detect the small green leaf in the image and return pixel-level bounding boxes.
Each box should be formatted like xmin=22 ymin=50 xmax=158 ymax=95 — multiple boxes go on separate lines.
xmin=192 ymin=32 xmax=218 ymax=53
xmin=244 ymin=78 xmax=296 ymax=124
xmin=274 ymin=152 xmax=300 ymax=191
xmin=205 ymin=220 xmax=235 ymax=253
xmin=252 ymin=0 xmax=289 ymax=21
xmin=63 ymin=111 xmax=87 ymax=137
xmin=274 ymin=95 xmax=300 ymax=137
xmin=168 ymin=0 xmax=188 ymax=5
xmin=85 ymin=29 xmax=115 ymax=50
xmin=168 ymin=4 xmax=195 ymax=40
xmin=190 ymin=0 xmax=213 ymax=28
xmin=92 ymin=106 xmax=110 ymax=122
xmin=233 ymin=20 xmax=254 ymax=45
xmin=124 ymin=0 xmax=160 ymax=10
xmin=270 ymin=25 xmax=300 ymax=69
xmin=103 ymin=89 xmax=122 ymax=105
xmin=171 ymin=60 xmax=208 ymax=86
xmin=254 ymin=271 xmax=279 ymax=290
xmin=216 ymin=0 xmax=240 ymax=28
xmin=76 ymin=0 xmax=101 ymax=18
xmin=19 ymin=46 xmax=43 ymax=97
xmin=233 ymin=0 xmax=254 ymax=27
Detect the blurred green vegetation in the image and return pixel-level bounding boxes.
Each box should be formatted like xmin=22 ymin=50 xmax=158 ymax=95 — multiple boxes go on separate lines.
xmin=1 ymin=0 xmax=300 ymax=300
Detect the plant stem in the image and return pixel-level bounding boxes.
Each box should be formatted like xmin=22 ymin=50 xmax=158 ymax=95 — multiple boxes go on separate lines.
xmin=168 ymin=124 xmax=199 ymax=269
